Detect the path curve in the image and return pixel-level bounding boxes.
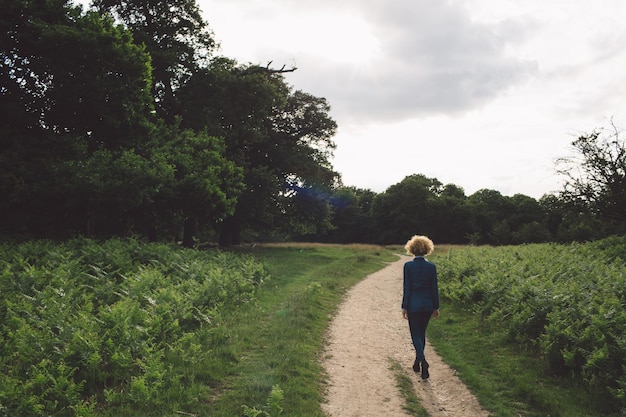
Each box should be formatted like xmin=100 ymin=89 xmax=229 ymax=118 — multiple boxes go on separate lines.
xmin=321 ymin=255 xmax=490 ymax=417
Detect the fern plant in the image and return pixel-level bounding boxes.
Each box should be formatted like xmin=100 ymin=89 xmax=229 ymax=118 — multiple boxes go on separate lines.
xmin=241 ymin=385 xmax=284 ymax=417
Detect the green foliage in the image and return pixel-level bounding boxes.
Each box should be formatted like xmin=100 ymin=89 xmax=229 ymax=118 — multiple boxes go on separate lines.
xmin=0 ymin=238 xmax=269 ymax=416
xmin=207 ymin=243 xmax=396 ymax=416
xmin=388 ymin=359 xmax=429 ymax=417
xmin=183 ymin=64 xmax=339 ymax=246
xmin=1 ymin=0 xmax=336 ymax=245
xmin=1 ymin=1 xmax=153 ymax=145
xmin=312 ymin=186 xmax=377 ymax=244
xmin=368 ymin=176 xmax=549 ymax=245
xmin=1 ymin=0 xmax=157 ymax=237
xmin=241 ymin=385 xmax=284 ymax=417
xmin=56 ymin=147 xmax=175 ymax=237
xmin=372 ymin=174 xmax=444 ymax=244
xmin=436 ymin=237 xmax=626 ymax=411
xmin=428 ymin=304 xmax=617 ymax=417
xmin=93 ymin=0 xmax=216 ymax=115
xmin=149 ymin=126 xmax=244 ymax=244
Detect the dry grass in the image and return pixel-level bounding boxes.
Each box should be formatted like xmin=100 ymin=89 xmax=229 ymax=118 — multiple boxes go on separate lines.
xmin=257 ymin=242 xmax=388 ymax=251
xmin=385 ymin=243 xmax=468 ymax=256
xmin=255 ymin=242 xmax=469 ymax=256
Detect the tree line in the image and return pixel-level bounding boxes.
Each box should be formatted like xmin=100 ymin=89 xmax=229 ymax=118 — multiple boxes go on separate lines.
xmin=317 ymin=123 xmax=625 ymax=245
xmin=1 ymin=0 xmax=624 ymax=246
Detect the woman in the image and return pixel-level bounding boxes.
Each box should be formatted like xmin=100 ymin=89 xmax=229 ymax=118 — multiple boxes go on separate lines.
xmin=401 ymin=235 xmax=440 ymax=380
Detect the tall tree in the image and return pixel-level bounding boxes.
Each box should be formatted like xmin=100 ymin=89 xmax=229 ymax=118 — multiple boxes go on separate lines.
xmin=320 ymin=187 xmax=377 ymax=244
xmin=556 ymin=124 xmax=626 ymax=228
xmin=507 ymin=194 xmax=544 ymax=231
xmin=1 ymin=1 xmax=153 ymax=144
xmin=371 ymin=174 xmax=443 ymax=244
xmin=430 ymin=184 xmax=471 ymax=243
xmin=466 ymin=189 xmax=513 ymax=245
xmin=92 ymin=0 xmax=216 ymax=118
xmin=0 ymin=0 xmax=155 ymax=236
xmin=56 ymin=146 xmax=171 ymax=237
xmin=177 ymin=60 xmax=338 ymax=245
xmin=225 ymin=87 xmax=338 ymax=245
xmin=154 ymin=128 xmax=243 ymax=247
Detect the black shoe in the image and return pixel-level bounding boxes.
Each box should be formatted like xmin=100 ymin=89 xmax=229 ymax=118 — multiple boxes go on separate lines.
xmin=420 ymin=360 xmax=430 ymax=380
xmin=412 ymin=358 xmax=421 ymax=373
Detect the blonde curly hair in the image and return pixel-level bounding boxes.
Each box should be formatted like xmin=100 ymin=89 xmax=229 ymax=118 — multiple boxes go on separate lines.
xmin=404 ymin=235 xmax=434 ymax=257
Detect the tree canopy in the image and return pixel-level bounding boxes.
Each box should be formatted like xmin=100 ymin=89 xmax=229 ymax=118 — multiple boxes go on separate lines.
xmin=93 ymin=0 xmax=216 ymax=118
xmin=556 ymin=124 xmax=626 ymax=227
xmin=0 ymin=0 xmax=338 ymax=245
xmin=175 ymin=58 xmax=338 ymax=245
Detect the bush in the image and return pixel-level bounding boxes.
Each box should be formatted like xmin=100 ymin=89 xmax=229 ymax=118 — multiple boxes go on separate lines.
xmin=0 ymin=238 xmax=269 ymax=416
xmin=436 ymin=237 xmax=626 ymax=410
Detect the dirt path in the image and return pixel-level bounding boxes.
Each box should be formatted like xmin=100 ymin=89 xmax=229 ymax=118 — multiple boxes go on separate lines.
xmin=321 ymin=255 xmax=490 ymax=417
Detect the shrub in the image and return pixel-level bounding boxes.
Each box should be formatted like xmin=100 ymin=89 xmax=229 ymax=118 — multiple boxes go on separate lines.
xmin=0 ymin=238 xmax=269 ymax=415
xmin=436 ymin=237 xmax=626 ymax=410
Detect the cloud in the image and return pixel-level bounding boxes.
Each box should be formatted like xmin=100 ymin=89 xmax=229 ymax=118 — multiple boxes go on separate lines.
xmin=263 ymin=0 xmax=540 ymax=124
xmin=198 ymin=0 xmax=626 ymax=198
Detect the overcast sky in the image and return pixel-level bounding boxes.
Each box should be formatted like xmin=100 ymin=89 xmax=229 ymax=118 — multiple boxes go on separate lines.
xmin=197 ymin=0 xmax=626 ymax=199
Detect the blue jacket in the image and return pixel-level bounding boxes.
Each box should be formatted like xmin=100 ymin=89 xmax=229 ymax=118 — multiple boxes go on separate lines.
xmin=402 ymin=256 xmax=439 ymax=312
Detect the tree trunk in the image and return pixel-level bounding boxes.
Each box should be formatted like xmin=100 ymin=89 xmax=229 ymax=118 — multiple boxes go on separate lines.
xmin=219 ymin=215 xmax=241 ymax=247
xmin=182 ymin=216 xmax=197 ymax=248
xmin=86 ymin=209 xmax=96 ymax=237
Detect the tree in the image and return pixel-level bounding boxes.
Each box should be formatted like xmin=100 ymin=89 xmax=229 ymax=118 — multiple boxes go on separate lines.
xmin=284 ymin=184 xmax=334 ymax=239
xmin=177 ymin=60 xmax=338 ymax=245
xmin=0 ymin=0 xmax=299 ymax=244
xmin=556 ymin=123 xmax=626 ymax=229
xmin=369 ymin=177 xmax=474 ymax=244
xmin=539 ymin=194 xmax=564 ymax=238
xmin=154 ymin=128 xmax=243 ymax=247
xmin=320 ymin=187 xmax=377 ymax=244
xmin=56 ymin=146 xmax=172 ymax=237
xmin=92 ymin=0 xmax=216 ymax=118
xmin=508 ymin=194 xmax=544 ymax=229
xmin=431 ymin=184 xmax=471 ymax=243
xmin=371 ymin=174 xmax=444 ymax=244
xmin=0 ymin=0 xmax=156 ymax=237
xmin=225 ymin=88 xmax=338 ymax=245
xmin=466 ymin=189 xmax=513 ymax=244
xmin=1 ymin=1 xmax=153 ymax=145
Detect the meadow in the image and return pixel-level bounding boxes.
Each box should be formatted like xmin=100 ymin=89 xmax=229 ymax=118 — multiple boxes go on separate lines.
xmin=1 ymin=237 xmax=624 ymax=416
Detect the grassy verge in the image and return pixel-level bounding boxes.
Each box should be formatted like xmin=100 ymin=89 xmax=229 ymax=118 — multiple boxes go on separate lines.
xmin=388 ymin=358 xmax=429 ymax=417
xmin=427 ymin=303 xmax=622 ymax=417
xmin=205 ymin=244 xmax=398 ymax=416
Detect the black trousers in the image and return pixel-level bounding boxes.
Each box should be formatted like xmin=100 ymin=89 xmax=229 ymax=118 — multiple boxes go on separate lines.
xmin=407 ymin=311 xmax=432 ymax=361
